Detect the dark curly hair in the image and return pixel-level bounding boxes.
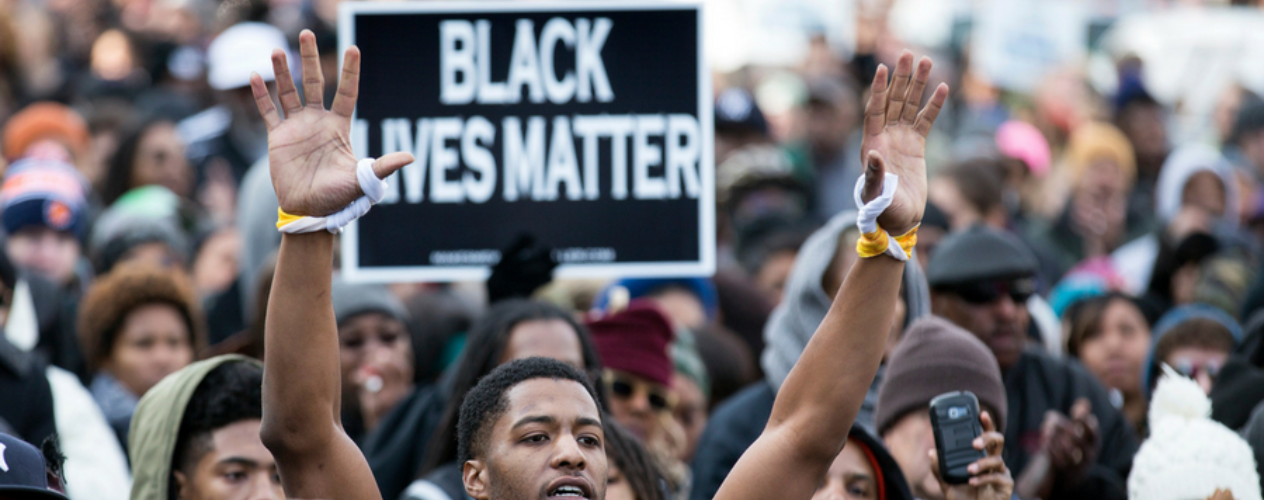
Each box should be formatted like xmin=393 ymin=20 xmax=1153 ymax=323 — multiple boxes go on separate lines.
xmin=457 ymin=357 xmax=602 ymax=464
xmin=422 ymin=299 xmax=602 ymax=474
xmin=170 ymin=360 xmax=263 ymax=500
xmin=77 ymin=262 xmax=206 ymax=375
xmin=604 ymin=416 xmax=666 ymax=500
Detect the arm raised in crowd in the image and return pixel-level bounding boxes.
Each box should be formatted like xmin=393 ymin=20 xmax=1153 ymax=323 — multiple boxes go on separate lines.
xmin=253 ymin=30 xmax=413 ymax=500
xmin=714 ymin=51 xmax=947 ymax=500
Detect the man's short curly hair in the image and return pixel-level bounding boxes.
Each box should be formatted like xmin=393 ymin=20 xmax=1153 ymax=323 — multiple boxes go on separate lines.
xmin=457 ymin=357 xmax=602 ymax=464
xmin=170 ymin=360 xmax=263 ymax=500
xmin=77 ymin=262 xmax=205 ymax=374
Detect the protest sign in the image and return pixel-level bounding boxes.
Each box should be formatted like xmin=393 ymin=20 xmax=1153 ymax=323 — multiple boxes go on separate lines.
xmin=339 ymin=1 xmax=714 ymax=282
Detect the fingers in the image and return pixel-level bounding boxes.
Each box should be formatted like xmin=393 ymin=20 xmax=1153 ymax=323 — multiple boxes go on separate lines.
xmin=271 ymin=48 xmax=303 ymax=117
xmin=373 ymin=151 xmax=416 ymax=180
xmin=250 ymin=72 xmax=281 ymax=131
xmin=861 ymin=150 xmax=886 ymax=204
xmin=863 ymin=64 xmax=890 ymax=138
xmin=927 ymin=449 xmax=943 ymax=481
xmin=968 ymin=456 xmax=1007 ymax=476
xmin=901 ymin=56 xmax=932 ymax=124
xmin=968 ymin=472 xmax=1013 ymax=488
xmin=980 ymin=411 xmax=997 ymax=433
xmin=1071 ymin=398 xmax=1092 ymax=420
xmin=331 ymin=46 xmax=362 ymax=118
xmin=884 ymin=51 xmax=914 ymax=125
xmin=975 ymin=431 xmax=1005 ymax=457
xmin=913 ymin=83 xmax=948 ymax=137
xmin=299 ymin=30 xmax=325 ymax=109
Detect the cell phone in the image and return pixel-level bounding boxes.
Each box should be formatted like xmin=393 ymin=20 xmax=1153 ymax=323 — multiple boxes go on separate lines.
xmin=929 ymin=391 xmax=986 ymax=485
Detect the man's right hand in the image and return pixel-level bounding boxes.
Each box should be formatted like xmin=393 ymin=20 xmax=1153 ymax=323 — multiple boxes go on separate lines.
xmin=250 ymin=29 xmax=413 ymax=217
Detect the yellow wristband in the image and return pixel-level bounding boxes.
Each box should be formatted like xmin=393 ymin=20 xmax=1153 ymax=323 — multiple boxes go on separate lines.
xmin=894 ymin=224 xmax=919 ymax=257
xmin=856 ymin=229 xmax=891 ymax=259
xmin=276 ymin=207 xmax=303 ymax=229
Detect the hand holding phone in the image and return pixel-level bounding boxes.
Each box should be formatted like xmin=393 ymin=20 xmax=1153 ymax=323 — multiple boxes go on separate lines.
xmin=928 ymin=391 xmax=1012 ymax=500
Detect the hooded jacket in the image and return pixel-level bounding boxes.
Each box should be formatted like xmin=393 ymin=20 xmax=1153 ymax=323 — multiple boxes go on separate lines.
xmin=128 ymin=355 xmax=260 ymax=500
xmin=690 ymin=211 xmax=930 ymax=500
xmin=1113 ymin=145 xmax=1241 ymax=294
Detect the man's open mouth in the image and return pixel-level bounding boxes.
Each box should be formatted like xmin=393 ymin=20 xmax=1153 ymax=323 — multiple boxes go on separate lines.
xmin=546 ymin=477 xmax=592 ymax=499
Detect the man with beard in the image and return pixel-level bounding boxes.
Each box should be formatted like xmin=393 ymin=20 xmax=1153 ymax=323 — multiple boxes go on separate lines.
xmin=250 ymin=30 xmax=959 ymax=500
xmin=927 ymin=225 xmax=1139 ymax=500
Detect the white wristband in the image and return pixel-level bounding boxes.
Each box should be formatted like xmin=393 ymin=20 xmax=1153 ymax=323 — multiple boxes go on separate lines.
xmin=852 ymin=173 xmax=909 ymax=261
xmin=278 ymin=158 xmax=389 ymax=234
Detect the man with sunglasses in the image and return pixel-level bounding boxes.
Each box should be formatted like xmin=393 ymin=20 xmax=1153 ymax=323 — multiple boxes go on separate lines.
xmin=926 ymin=225 xmax=1138 ymax=500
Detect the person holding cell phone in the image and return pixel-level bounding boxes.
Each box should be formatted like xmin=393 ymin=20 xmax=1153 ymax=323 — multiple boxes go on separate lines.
xmin=875 ymin=317 xmax=1013 ymax=500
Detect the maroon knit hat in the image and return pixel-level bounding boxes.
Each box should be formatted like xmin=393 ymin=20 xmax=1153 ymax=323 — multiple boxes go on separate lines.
xmin=586 ymin=299 xmax=675 ymax=387
xmin=875 ymin=316 xmax=1008 ymax=435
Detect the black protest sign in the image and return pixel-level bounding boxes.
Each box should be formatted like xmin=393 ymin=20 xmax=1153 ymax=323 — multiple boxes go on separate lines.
xmin=339 ymin=1 xmax=714 ymax=282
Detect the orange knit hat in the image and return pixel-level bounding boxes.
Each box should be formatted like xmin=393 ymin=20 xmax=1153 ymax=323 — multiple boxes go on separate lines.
xmin=2 ymin=102 xmax=90 ymax=161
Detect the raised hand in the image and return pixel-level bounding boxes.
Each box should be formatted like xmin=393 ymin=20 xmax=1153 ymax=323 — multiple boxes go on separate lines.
xmin=858 ymin=50 xmax=948 ymax=236
xmin=251 ymin=30 xmax=413 ymax=217
xmin=930 ymin=411 xmax=1014 ymax=500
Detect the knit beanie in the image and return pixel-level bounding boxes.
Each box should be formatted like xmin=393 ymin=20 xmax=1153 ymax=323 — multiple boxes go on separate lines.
xmin=587 ymin=299 xmax=675 ymax=387
xmin=672 ymin=328 xmax=710 ymax=398
xmin=875 ymin=317 xmax=1007 ymax=435
xmin=0 ymin=157 xmax=88 ymax=238
xmin=2 ymin=102 xmax=89 ymax=161
xmin=1128 ymin=365 xmax=1262 ymax=500
xmin=330 ymin=277 xmax=409 ymax=327
xmin=1065 ymin=122 xmax=1136 ymax=188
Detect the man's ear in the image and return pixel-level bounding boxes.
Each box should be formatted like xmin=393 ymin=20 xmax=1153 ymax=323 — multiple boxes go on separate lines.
xmin=173 ymin=470 xmax=190 ymax=500
xmin=463 ymin=460 xmax=491 ymax=500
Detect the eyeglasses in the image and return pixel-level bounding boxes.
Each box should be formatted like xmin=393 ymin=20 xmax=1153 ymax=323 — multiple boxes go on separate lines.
xmin=945 ymin=278 xmax=1036 ymax=305
xmin=1172 ymin=357 xmax=1222 ymax=381
xmin=602 ymin=371 xmax=675 ymax=412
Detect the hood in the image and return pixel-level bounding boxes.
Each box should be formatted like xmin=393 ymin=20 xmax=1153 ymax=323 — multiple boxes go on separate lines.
xmin=1141 ymin=304 xmax=1243 ymax=397
xmin=761 ymin=211 xmax=931 ymax=389
xmin=1155 ymin=144 xmax=1239 ymax=231
xmin=128 ymin=355 xmax=260 ymax=500
xmin=848 ymin=425 xmax=915 ymax=500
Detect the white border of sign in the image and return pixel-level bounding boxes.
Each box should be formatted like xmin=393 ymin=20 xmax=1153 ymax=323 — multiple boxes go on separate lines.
xmin=338 ymin=0 xmax=714 ymax=283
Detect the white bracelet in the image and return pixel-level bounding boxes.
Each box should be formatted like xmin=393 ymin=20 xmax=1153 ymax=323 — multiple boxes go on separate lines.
xmin=852 ymin=172 xmax=909 ymax=261
xmin=277 ymin=158 xmax=389 ymax=234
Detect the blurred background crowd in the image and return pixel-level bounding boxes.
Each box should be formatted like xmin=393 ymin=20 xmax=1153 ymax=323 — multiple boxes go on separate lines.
xmin=5 ymin=0 xmax=1264 ymax=499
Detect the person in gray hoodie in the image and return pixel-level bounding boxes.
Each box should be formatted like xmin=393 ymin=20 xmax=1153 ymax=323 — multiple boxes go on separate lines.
xmin=689 ymin=210 xmax=931 ymax=500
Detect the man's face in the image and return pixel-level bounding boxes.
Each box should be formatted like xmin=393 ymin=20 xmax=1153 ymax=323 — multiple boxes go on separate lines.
xmin=810 ymin=437 xmax=879 ymax=500
xmin=465 ymin=378 xmax=608 ymax=500
xmin=603 ymin=370 xmax=672 ymax=442
xmin=882 ymin=412 xmax=940 ymax=500
xmin=174 ymin=420 xmax=283 ymax=500
xmin=671 ymin=373 xmax=707 ymax=463
xmin=932 ymin=277 xmax=1033 ymax=371
xmin=6 ymin=226 xmax=80 ymax=285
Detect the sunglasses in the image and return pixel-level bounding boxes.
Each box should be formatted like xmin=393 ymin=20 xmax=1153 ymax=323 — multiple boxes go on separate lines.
xmin=602 ymin=371 xmax=674 ymax=412
xmin=945 ymin=278 xmax=1036 ymax=305
xmin=1172 ymin=357 xmax=1222 ymax=381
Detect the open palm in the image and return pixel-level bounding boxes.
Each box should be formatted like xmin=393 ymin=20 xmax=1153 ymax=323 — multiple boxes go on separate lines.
xmin=857 ymin=51 xmax=947 ymax=236
xmin=251 ymin=30 xmax=413 ymax=217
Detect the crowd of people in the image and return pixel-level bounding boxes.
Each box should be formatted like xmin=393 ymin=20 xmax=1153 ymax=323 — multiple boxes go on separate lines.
xmin=2 ymin=1 xmax=1264 ymax=500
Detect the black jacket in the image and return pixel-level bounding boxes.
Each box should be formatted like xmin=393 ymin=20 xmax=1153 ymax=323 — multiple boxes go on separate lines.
xmin=1210 ymin=311 xmax=1264 ymax=431
xmin=362 ymin=384 xmax=449 ymax=500
xmin=688 ymin=381 xmax=912 ymax=500
xmin=1003 ymin=349 xmax=1134 ymax=500
xmin=0 ymin=338 xmax=55 ymax=446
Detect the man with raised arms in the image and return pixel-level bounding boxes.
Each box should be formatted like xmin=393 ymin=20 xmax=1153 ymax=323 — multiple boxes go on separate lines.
xmin=253 ymin=29 xmax=1002 ymax=500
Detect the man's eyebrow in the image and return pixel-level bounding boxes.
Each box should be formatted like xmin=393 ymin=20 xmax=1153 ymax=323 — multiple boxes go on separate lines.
xmin=843 ymin=472 xmax=874 ymax=483
xmin=511 ymin=415 xmax=557 ymax=430
xmin=217 ymin=456 xmax=261 ymax=468
xmin=575 ymin=417 xmax=602 ymax=429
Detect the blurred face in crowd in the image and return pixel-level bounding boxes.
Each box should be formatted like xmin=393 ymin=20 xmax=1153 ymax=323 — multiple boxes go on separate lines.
xmin=173 ymin=420 xmax=284 ymax=500
xmin=338 ymin=311 xmax=413 ymax=396
xmin=1164 ymin=345 xmax=1229 ymax=395
xmin=882 ymin=411 xmax=939 ymax=500
xmin=929 ymin=177 xmax=982 ymax=231
xmin=1076 ymin=298 xmax=1151 ymax=397
xmin=755 ymin=249 xmax=797 ymax=306
xmin=603 ymin=369 xmax=672 ymax=442
xmin=810 ymin=437 xmax=878 ymax=500
xmin=131 ymin=121 xmax=193 ymax=198
xmin=104 ymin=303 xmax=194 ymax=397
xmin=6 ymin=227 xmax=80 ymax=285
xmin=466 ymin=378 xmax=607 ymax=500
xmin=1182 ymin=171 xmax=1227 ymax=219
xmin=670 ymin=372 xmax=707 ymax=462
xmin=805 ymin=100 xmax=852 ymax=162
xmin=605 ymin=462 xmax=635 ymax=500
xmin=1073 ymin=158 xmax=1128 ymax=243
xmin=499 ymin=318 xmax=585 ymax=369
xmin=1117 ymin=102 xmax=1167 ymax=165
xmin=932 ymin=277 xmax=1034 ymax=371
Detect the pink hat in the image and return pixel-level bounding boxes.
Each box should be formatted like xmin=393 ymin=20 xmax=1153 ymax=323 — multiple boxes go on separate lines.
xmin=995 ymin=120 xmax=1051 ymax=177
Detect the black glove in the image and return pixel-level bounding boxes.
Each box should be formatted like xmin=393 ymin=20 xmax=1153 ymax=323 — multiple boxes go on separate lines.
xmin=487 ymin=234 xmax=557 ymax=304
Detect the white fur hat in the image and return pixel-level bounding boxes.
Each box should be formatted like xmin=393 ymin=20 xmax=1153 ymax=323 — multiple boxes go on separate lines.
xmin=1128 ymin=365 xmax=1262 ymax=500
